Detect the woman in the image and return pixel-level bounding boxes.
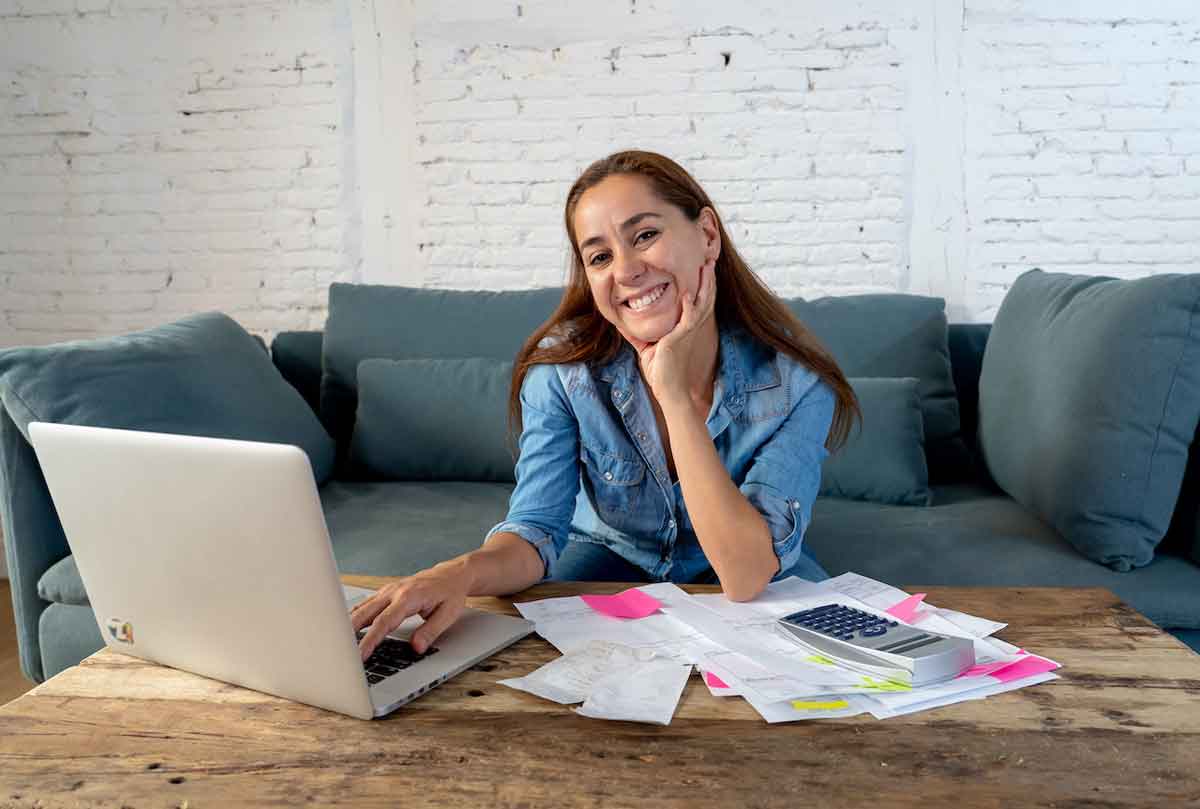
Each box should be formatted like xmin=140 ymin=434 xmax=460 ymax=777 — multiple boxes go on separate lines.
xmin=353 ymin=150 xmax=859 ymax=661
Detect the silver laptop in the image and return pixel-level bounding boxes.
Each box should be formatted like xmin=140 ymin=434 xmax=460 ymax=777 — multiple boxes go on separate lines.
xmin=28 ymin=422 xmax=534 ymax=720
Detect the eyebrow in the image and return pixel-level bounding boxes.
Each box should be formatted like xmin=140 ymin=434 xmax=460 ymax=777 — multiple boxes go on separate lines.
xmin=578 ymin=212 xmax=662 ymax=252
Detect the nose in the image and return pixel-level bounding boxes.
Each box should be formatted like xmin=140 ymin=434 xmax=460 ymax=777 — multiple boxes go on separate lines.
xmin=610 ymin=246 xmax=644 ymax=286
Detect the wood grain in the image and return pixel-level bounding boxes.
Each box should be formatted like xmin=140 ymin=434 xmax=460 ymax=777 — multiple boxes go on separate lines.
xmin=0 ymin=580 xmax=34 ymax=708
xmin=0 ymin=584 xmax=1197 ymax=808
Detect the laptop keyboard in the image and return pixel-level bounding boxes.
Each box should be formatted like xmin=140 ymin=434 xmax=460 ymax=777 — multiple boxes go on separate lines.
xmin=359 ymin=634 xmax=439 ymax=685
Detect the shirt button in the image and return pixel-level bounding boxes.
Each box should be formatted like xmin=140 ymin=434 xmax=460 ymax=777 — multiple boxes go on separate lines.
xmin=791 ymin=500 xmax=801 ymax=510
xmin=612 ymin=390 xmax=623 ymax=401
xmin=637 ymin=432 xmax=647 ymax=442
xmin=604 ymin=471 xmax=614 ymax=481
xmin=668 ymin=519 xmax=676 ymax=528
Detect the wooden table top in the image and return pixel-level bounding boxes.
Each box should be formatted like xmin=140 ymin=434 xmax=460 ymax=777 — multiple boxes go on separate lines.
xmin=0 ymin=581 xmax=1198 ymax=808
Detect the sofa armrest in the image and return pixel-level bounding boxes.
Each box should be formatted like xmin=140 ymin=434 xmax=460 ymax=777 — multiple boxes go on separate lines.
xmin=0 ymin=403 xmax=70 ymax=683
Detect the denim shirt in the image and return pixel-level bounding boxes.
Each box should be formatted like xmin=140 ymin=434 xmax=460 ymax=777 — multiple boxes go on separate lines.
xmin=485 ymin=325 xmax=835 ymax=583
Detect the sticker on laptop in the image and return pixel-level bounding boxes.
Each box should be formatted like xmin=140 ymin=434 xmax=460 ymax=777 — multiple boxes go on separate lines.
xmin=106 ymin=619 xmax=134 ymax=644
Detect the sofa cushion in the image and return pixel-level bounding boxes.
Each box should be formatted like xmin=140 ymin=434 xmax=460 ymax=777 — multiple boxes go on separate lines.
xmin=820 ymin=377 xmax=931 ymax=506
xmin=37 ymin=555 xmax=88 ymax=606
xmin=350 ymin=358 xmax=516 ymax=482
xmin=978 ymin=269 xmax=1200 ymax=571
xmin=805 ymin=484 xmax=1200 ymax=630
xmin=785 ymin=294 xmax=965 ymax=479
xmin=0 ymin=312 xmax=336 ymax=484
xmin=319 ymin=480 xmax=515 ymax=575
xmin=321 ymin=284 xmax=562 ymax=451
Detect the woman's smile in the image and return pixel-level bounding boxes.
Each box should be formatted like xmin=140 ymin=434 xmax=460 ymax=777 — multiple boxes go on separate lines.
xmin=622 ymin=281 xmax=672 ymax=315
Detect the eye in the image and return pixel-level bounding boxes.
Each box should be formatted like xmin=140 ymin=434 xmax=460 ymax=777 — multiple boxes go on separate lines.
xmin=634 ymin=229 xmax=659 ymax=245
xmin=588 ymin=251 xmax=611 ymax=267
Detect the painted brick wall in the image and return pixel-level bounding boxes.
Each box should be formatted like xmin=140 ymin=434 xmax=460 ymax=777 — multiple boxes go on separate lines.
xmin=0 ymin=0 xmax=354 ymax=348
xmin=2 ymin=1 xmax=1198 ymax=346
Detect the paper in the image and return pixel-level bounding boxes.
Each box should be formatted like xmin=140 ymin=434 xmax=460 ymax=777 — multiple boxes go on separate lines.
xmin=515 ymin=592 xmax=720 ymax=663
xmin=866 ymin=672 xmax=1059 ymax=718
xmin=580 ymin=588 xmax=662 ymax=619
xmin=498 ymin=641 xmax=655 ymax=704
xmin=509 ymin=573 xmax=1062 ymax=725
xmin=575 ymin=660 xmax=693 ymax=725
xmin=885 ymin=593 xmax=927 ymax=622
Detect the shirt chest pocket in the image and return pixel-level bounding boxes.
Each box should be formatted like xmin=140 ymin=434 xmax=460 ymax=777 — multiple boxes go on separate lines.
xmin=580 ymin=444 xmax=646 ymax=526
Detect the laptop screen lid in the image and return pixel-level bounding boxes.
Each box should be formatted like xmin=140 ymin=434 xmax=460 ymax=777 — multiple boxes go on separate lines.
xmin=28 ymin=422 xmax=377 ymax=720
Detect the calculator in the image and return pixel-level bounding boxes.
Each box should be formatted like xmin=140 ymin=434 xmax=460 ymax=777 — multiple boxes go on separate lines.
xmin=778 ymin=603 xmax=975 ymax=687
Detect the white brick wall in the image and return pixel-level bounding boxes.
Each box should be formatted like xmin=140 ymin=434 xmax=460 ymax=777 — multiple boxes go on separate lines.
xmin=3 ymin=1 xmax=1199 ymax=345
xmin=0 ymin=0 xmax=354 ymax=348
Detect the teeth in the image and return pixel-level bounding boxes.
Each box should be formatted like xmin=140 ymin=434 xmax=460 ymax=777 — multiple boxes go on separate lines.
xmin=628 ymin=283 xmax=667 ymax=312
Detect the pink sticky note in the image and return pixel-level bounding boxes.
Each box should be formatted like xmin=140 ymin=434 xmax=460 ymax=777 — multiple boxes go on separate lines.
xmin=704 ymin=671 xmax=731 ymax=689
xmin=885 ymin=593 xmax=927 ymax=623
xmin=580 ymin=587 xmax=662 ymax=619
xmin=989 ymin=654 xmax=1059 ymax=683
xmin=959 ymin=659 xmax=1021 ymax=679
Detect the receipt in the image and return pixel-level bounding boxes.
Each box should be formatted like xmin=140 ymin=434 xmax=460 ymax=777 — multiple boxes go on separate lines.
xmin=498 ymin=641 xmax=655 ymax=704
xmin=575 ymin=659 xmax=693 ymax=726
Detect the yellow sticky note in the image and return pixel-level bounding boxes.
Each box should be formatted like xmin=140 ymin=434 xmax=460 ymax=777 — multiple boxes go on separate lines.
xmin=791 ymin=699 xmax=850 ymax=711
xmin=805 ymin=654 xmax=836 ymax=666
xmin=859 ymin=675 xmax=911 ymax=692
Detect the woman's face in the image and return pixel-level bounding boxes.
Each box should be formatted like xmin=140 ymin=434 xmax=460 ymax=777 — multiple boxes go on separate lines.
xmin=572 ymin=174 xmax=720 ymax=346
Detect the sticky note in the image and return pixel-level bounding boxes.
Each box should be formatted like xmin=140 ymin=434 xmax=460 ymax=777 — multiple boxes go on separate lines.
xmin=792 ymin=699 xmax=850 ymax=711
xmin=704 ymin=671 xmax=730 ymax=689
xmin=989 ymin=654 xmax=1059 ymax=683
xmin=859 ymin=676 xmax=911 ymax=692
xmin=580 ymin=587 xmax=662 ymax=619
xmin=958 ymin=660 xmax=1015 ymax=679
xmin=885 ymin=593 xmax=927 ymax=623
xmin=806 ymin=654 xmax=836 ymax=666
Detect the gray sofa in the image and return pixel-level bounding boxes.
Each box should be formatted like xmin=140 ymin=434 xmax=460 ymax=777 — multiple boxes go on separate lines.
xmin=3 ymin=278 xmax=1199 ymax=685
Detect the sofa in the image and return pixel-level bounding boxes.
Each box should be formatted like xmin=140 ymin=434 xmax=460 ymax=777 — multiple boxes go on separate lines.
xmin=3 ymin=270 xmax=1199 ymax=685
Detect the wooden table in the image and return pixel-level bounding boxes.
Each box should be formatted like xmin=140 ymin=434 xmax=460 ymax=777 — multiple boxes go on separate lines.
xmin=0 ymin=582 xmax=1198 ymax=808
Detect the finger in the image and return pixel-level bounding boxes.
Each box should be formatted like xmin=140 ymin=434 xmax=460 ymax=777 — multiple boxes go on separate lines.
xmin=358 ymin=596 xmax=419 ymax=661
xmin=350 ymin=591 xmax=391 ymax=632
xmin=410 ymin=600 xmax=463 ymax=654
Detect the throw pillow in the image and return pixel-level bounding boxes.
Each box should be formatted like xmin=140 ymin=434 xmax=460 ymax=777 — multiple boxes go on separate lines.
xmin=350 ymin=357 xmax=516 ymax=482
xmin=978 ymin=269 xmax=1200 ymax=571
xmin=321 ymin=283 xmax=562 ymax=449
xmin=785 ymin=294 xmax=966 ymax=480
xmin=820 ymin=377 xmax=931 ymax=507
xmin=0 ymin=312 xmax=336 ymax=484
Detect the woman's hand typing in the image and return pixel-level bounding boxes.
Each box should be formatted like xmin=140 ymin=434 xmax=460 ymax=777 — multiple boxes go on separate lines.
xmin=350 ymin=559 xmax=473 ymax=661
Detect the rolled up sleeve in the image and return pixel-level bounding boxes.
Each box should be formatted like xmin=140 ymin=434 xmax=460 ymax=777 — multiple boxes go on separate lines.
xmin=737 ymin=380 xmax=835 ymax=577
xmin=484 ymin=363 xmax=581 ymax=578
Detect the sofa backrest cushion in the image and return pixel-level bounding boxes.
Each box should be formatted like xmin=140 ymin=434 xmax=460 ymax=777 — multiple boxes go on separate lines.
xmin=978 ymin=269 xmax=1200 ymax=571
xmin=784 ymin=294 xmax=966 ymax=481
xmin=320 ymin=284 xmax=562 ymax=454
xmin=350 ymin=357 xmax=516 ymax=482
xmin=820 ymin=377 xmax=931 ymax=506
xmin=0 ymin=312 xmax=337 ymax=484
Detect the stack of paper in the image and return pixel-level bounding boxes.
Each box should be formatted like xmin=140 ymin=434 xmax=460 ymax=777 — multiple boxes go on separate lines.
xmin=502 ymin=573 xmax=1060 ymax=724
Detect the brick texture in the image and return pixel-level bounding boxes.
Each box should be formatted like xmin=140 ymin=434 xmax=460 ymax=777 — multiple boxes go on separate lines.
xmin=1 ymin=0 xmax=1198 ymax=339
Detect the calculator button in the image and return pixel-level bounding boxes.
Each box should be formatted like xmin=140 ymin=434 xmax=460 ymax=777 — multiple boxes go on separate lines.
xmin=861 ymin=625 xmax=888 ymax=637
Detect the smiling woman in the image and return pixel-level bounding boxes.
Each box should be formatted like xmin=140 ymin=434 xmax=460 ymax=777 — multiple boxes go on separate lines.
xmin=351 ymin=150 xmax=860 ymax=662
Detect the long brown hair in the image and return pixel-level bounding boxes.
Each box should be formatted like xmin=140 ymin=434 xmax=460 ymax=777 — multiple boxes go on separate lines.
xmin=508 ymin=150 xmax=860 ymax=451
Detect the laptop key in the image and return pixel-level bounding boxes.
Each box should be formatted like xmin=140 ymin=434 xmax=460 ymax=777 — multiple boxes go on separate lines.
xmin=366 ymin=673 xmax=386 ymax=685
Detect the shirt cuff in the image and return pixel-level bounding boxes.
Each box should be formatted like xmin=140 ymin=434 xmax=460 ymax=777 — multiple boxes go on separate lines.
xmin=485 ymin=520 xmax=559 ymax=580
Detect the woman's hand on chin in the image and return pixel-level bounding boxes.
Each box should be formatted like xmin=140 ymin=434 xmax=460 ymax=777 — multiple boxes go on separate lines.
xmin=629 ymin=261 xmax=717 ymax=407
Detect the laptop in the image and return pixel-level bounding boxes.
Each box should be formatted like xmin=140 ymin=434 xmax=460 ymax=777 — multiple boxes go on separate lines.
xmin=28 ymin=422 xmax=534 ymax=720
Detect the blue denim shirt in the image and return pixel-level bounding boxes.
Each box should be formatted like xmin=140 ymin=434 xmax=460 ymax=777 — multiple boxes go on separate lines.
xmin=485 ymin=326 xmax=834 ymax=583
